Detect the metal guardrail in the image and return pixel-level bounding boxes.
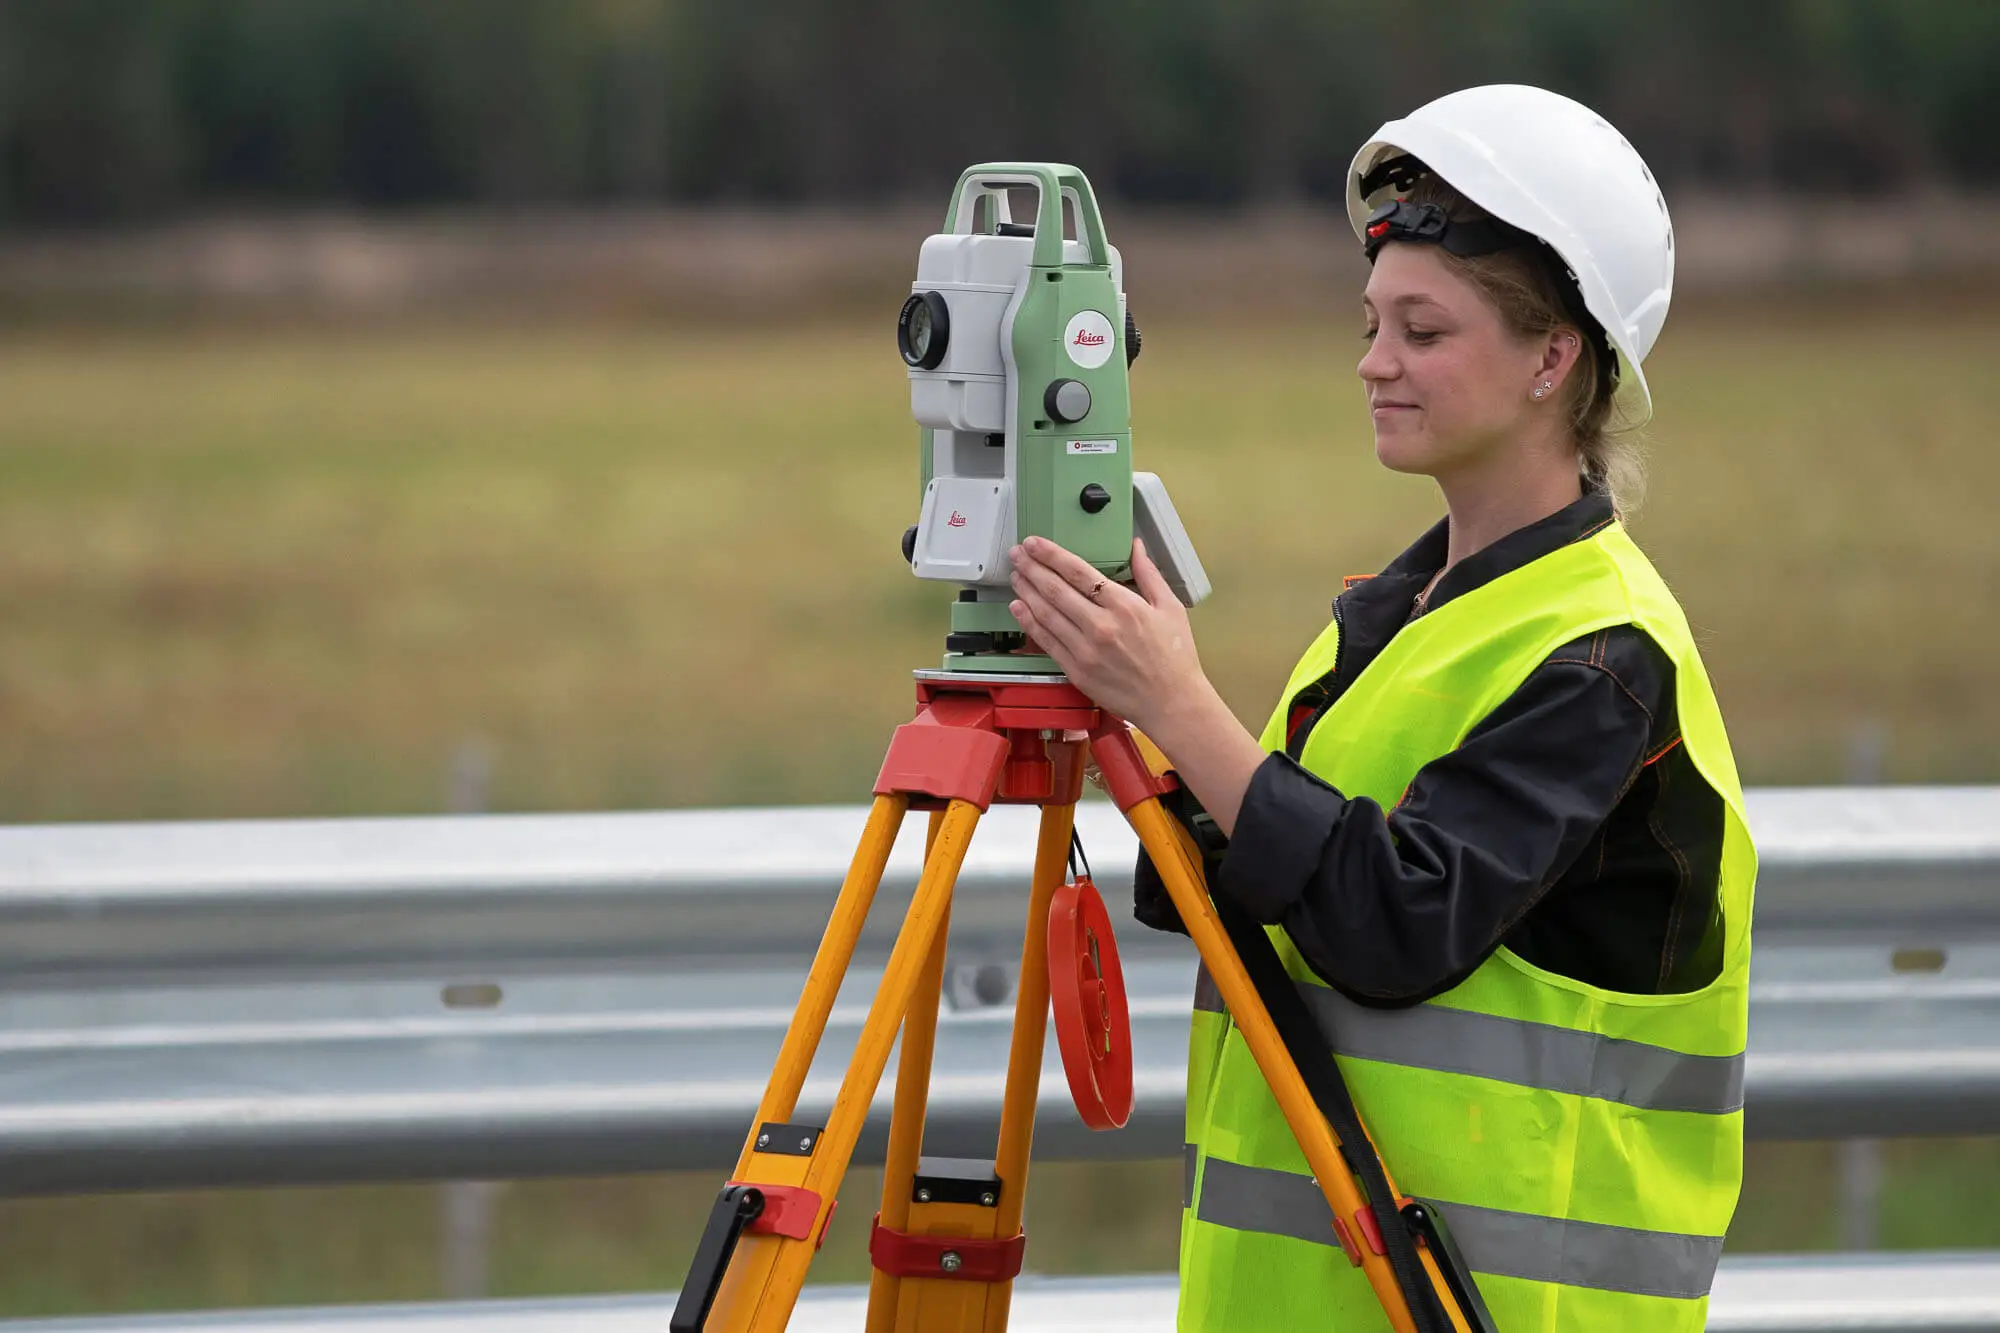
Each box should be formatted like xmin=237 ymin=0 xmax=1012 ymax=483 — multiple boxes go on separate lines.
xmin=2 ymin=788 xmax=1998 ymax=1196
xmin=9 ymin=1255 xmax=2000 ymax=1333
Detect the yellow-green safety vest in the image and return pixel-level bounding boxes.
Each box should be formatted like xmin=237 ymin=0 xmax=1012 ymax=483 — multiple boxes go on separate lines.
xmin=1180 ymin=521 xmax=1756 ymax=1333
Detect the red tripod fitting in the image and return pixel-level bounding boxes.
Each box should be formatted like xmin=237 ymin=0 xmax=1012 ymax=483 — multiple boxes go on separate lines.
xmin=869 ymin=1214 xmax=1027 ymax=1283
xmin=873 ymin=675 xmax=1175 ymax=811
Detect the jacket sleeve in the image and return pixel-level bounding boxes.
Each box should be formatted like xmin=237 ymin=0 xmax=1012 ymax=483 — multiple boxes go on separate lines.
xmin=1211 ymin=628 xmax=1668 ymax=1007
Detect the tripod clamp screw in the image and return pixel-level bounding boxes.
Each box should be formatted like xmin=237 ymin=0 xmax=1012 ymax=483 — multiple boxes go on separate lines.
xmin=915 ymin=1188 xmax=932 ymax=1203
xmin=980 ymin=1191 xmax=997 ymax=1207
xmin=940 ymin=1251 xmax=964 ymax=1274
xmin=755 ymin=1133 xmax=770 ymax=1149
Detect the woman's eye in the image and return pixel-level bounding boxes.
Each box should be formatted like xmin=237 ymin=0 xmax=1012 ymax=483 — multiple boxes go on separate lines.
xmin=1362 ymin=326 xmax=1379 ymax=341
xmin=1406 ymin=328 xmax=1440 ymax=344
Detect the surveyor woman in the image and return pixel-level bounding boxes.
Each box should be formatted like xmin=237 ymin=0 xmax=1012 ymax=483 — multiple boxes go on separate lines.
xmin=1005 ymin=84 xmax=1753 ymax=1332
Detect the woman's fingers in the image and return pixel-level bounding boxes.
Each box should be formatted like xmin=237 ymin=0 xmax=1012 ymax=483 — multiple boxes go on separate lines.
xmin=1022 ymin=536 xmax=1100 ymax=590
xmin=1011 ymin=542 xmax=1110 ymax=626
xmin=1021 ymin=536 xmax=1131 ymax=607
xmin=1009 ymin=584 xmax=1085 ymax=661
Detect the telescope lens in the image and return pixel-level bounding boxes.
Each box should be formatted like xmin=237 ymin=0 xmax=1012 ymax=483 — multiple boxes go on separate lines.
xmin=898 ymin=291 xmax=951 ymax=370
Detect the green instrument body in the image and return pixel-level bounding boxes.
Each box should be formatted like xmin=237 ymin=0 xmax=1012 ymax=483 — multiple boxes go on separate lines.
xmin=905 ymin=164 xmax=1135 ymax=674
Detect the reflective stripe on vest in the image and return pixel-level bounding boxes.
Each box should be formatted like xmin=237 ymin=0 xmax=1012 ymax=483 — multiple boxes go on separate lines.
xmin=1193 ymin=1154 xmax=1723 ymax=1302
xmin=1193 ymin=963 xmax=1745 ymax=1116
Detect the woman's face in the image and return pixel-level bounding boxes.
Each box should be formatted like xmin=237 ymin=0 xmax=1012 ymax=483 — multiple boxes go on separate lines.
xmin=1357 ymin=243 xmax=1548 ymax=478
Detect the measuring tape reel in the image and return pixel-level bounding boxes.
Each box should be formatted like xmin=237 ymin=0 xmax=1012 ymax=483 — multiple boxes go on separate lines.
xmin=1046 ymin=833 xmax=1133 ymax=1130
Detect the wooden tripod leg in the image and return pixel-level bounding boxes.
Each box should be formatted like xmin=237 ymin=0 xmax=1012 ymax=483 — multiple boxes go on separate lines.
xmin=734 ymin=793 xmax=911 ymax=1174
xmin=700 ymin=797 xmax=981 ymax=1333
xmin=1125 ymin=797 xmax=1436 ymax=1333
xmin=980 ymin=798 xmax=1074 ymax=1333
xmin=866 ymin=812 xmax=953 ymax=1331
xmin=864 ymin=800 xmax=1071 ymax=1333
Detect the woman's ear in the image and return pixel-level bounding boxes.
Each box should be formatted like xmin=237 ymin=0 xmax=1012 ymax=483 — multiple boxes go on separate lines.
xmin=1533 ymin=329 xmax=1585 ymax=400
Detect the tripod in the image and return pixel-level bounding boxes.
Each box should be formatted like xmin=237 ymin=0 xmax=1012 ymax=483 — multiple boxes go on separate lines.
xmin=672 ymin=670 xmax=1487 ymax=1333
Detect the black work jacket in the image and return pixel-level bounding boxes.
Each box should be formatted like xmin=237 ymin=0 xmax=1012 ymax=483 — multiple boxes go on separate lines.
xmin=1134 ymin=490 xmax=1727 ymax=1007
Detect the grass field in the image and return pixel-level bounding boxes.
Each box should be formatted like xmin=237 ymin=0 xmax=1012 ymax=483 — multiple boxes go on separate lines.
xmin=3 ymin=303 xmax=1999 ymax=1315
xmin=4 ymin=305 xmax=1998 ymax=823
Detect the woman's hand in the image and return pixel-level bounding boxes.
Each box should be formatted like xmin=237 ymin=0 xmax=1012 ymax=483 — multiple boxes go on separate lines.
xmin=1012 ymin=533 xmax=1267 ymax=837
xmin=1007 ymin=535 xmax=1203 ymax=734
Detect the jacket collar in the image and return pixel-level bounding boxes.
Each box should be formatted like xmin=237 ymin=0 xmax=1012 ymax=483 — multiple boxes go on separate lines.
xmin=1294 ymin=488 xmax=1618 ymax=718
xmin=1372 ymin=486 xmax=1616 ymax=618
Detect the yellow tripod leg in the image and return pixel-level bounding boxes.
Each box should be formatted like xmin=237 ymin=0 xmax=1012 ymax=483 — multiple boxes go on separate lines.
xmin=734 ymin=793 xmax=910 ymax=1171
xmin=1128 ymin=797 xmax=1468 ymax=1333
xmin=866 ymin=812 xmax=952 ymax=1331
xmin=700 ymin=797 xmax=983 ymax=1333
xmin=863 ymin=800 xmax=1072 ymax=1333
xmin=980 ymin=798 xmax=1072 ymax=1333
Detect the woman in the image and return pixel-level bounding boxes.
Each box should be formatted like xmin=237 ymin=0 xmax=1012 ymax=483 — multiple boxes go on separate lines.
xmin=1007 ymin=85 xmax=1754 ymax=1332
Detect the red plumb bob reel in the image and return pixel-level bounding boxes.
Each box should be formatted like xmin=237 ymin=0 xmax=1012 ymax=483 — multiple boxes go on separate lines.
xmin=1047 ymin=875 xmax=1134 ymax=1130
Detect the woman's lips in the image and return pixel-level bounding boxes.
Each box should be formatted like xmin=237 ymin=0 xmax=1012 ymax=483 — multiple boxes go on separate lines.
xmin=1370 ymin=400 xmax=1419 ymax=416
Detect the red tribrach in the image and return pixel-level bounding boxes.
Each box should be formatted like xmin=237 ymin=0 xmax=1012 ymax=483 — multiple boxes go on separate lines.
xmin=1046 ymin=874 xmax=1134 ymax=1129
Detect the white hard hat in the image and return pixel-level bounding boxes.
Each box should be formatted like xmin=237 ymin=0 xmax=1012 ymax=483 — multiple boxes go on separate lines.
xmin=1346 ymin=84 xmax=1674 ymax=423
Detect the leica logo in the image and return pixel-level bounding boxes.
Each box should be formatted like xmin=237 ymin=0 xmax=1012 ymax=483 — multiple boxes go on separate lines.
xmin=946 ymin=511 xmax=968 ymax=528
xmin=1063 ymin=311 xmax=1116 ymax=369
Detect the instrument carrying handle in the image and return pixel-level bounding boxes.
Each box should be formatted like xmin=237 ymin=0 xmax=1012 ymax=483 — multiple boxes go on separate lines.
xmin=941 ymin=162 xmax=1112 ymax=269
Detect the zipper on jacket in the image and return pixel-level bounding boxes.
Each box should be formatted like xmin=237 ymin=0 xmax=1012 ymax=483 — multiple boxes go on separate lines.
xmin=1284 ymin=597 xmax=1348 ymax=762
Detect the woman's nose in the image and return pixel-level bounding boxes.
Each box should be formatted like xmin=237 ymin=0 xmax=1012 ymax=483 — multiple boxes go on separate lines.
xmin=1357 ymin=335 xmax=1398 ymax=384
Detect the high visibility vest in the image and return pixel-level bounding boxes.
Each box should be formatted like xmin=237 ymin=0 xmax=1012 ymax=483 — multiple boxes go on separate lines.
xmin=1180 ymin=522 xmax=1755 ymax=1333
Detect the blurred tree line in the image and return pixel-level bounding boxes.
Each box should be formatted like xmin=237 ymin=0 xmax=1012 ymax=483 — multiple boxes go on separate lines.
xmin=0 ymin=0 xmax=1995 ymax=226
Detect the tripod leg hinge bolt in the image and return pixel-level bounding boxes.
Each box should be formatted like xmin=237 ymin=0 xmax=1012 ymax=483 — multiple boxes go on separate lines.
xmin=915 ymin=1188 xmax=931 ymax=1202
xmin=980 ymin=1191 xmax=997 ymax=1207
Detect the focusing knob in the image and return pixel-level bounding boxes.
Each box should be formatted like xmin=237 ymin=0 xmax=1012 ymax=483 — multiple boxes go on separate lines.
xmin=1044 ymin=379 xmax=1092 ymax=425
xmin=901 ymin=523 xmax=919 ymax=565
xmin=1125 ymin=309 xmax=1142 ymax=366
xmin=1079 ymin=484 xmax=1112 ymax=514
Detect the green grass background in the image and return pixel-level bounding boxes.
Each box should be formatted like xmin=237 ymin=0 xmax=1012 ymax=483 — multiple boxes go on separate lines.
xmin=2 ymin=303 xmax=1997 ymax=1314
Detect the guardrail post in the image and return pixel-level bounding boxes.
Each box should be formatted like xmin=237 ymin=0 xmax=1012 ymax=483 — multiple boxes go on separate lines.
xmin=1836 ymin=721 xmax=1891 ymax=1251
xmin=442 ymin=1179 xmax=503 ymax=1300
xmin=441 ymin=740 xmax=503 ymax=1299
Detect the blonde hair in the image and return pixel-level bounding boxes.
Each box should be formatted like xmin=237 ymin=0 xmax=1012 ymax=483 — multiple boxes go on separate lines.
xmin=1401 ymin=176 xmax=1646 ymax=513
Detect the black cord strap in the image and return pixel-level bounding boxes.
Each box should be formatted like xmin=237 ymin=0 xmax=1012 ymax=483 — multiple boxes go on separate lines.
xmin=1210 ymin=893 xmax=1455 ymax=1333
